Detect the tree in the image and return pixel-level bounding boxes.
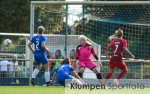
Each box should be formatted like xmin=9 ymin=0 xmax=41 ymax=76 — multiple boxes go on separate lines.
xmin=0 ymin=0 xmax=65 ymax=44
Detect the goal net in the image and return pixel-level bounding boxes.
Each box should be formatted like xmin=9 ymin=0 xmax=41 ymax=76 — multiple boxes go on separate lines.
xmin=29 ymin=1 xmax=150 ymax=85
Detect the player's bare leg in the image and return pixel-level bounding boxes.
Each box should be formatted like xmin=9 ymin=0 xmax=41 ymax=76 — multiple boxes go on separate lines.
xmin=31 ymin=64 xmax=42 ymax=86
xmin=91 ymin=67 xmax=102 ymax=79
xmin=78 ymin=67 xmax=85 ymax=78
xmin=43 ymin=63 xmax=50 ymax=86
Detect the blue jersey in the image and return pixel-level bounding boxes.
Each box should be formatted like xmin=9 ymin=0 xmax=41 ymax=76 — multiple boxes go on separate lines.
xmin=30 ymin=35 xmax=48 ymax=65
xmin=56 ymin=64 xmax=74 ymax=81
xmin=30 ymin=35 xmax=47 ymax=54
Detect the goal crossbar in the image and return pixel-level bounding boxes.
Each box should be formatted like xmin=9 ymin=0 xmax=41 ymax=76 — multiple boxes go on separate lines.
xmin=31 ymin=1 xmax=150 ymax=5
xmin=0 ymin=33 xmax=98 ymax=46
xmin=0 ymin=58 xmax=149 ymax=63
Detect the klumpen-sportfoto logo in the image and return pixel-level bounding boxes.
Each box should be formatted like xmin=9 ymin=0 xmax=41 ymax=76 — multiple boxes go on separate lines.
xmin=65 ymin=79 xmax=148 ymax=91
xmin=69 ymin=82 xmax=145 ymax=91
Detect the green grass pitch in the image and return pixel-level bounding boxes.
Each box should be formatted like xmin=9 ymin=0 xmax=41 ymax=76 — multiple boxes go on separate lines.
xmin=0 ymin=86 xmax=64 ymax=94
xmin=0 ymin=86 xmax=149 ymax=94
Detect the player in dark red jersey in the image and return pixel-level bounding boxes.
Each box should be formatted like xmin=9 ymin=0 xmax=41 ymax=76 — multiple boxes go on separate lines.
xmin=103 ymin=29 xmax=135 ymax=85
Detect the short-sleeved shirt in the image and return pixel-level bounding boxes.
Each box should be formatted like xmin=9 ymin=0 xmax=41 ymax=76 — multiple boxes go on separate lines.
xmin=9 ymin=61 xmax=17 ymax=72
xmin=30 ymin=35 xmax=47 ymax=54
xmin=56 ymin=64 xmax=74 ymax=81
xmin=0 ymin=60 xmax=9 ymax=71
xmin=108 ymin=38 xmax=127 ymax=62
xmin=76 ymin=44 xmax=96 ymax=61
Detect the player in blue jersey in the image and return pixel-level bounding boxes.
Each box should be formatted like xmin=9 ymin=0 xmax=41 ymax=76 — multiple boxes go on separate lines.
xmin=28 ymin=26 xmax=50 ymax=86
xmin=52 ymin=58 xmax=84 ymax=86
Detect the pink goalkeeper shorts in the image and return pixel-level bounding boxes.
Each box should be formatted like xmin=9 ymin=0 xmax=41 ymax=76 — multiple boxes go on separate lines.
xmin=78 ymin=60 xmax=96 ymax=70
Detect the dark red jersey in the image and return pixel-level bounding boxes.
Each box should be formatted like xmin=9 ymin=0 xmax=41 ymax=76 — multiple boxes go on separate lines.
xmin=108 ymin=38 xmax=127 ymax=62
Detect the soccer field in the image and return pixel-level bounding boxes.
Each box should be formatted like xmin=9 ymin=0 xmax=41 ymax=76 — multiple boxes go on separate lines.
xmin=0 ymin=86 xmax=64 ymax=94
xmin=0 ymin=86 xmax=149 ymax=94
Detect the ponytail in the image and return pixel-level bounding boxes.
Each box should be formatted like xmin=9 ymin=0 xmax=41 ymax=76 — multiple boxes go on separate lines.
xmin=109 ymin=34 xmax=116 ymax=41
xmin=109 ymin=29 xmax=123 ymax=41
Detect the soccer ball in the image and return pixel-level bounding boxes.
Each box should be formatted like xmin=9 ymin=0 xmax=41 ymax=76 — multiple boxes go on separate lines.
xmin=3 ymin=39 xmax=12 ymax=47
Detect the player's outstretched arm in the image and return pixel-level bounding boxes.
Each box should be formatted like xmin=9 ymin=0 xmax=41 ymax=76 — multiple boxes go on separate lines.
xmin=104 ymin=47 xmax=110 ymax=59
xmin=91 ymin=46 xmax=98 ymax=60
xmin=91 ymin=46 xmax=103 ymax=66
xmin=124 ymin=48 xmax=135 ymax=58
xmin=28 ymin=42 xmax=34 ymax=54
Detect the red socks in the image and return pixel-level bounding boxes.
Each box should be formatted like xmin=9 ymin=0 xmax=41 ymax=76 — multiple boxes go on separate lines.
xmin=117 ymin=70 xmax=127 ymax=79
xmin=105 ymin=70 xmax=127 ymax=80
xmin=105 ymin=73 xmax=112 ymax=79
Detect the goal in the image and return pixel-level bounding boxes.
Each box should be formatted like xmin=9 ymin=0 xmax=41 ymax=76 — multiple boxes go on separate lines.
xmin=30 ymin=1 xmax=150 ymax=81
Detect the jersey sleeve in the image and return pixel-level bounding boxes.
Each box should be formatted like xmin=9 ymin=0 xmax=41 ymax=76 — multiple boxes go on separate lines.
xmin=123 ymin=40 xmax=127 ymax=49
xmin=91 ymin=46 xmax=96 ymax=56
xmin=91 ymin=46 xmax=99 ymax=60
xmin=108 ymin=41 xmax=113 ymax=48
xmin=30 ymin=37 xmax=34 ymax=43
xmin=42 ymin=36 xmax=47 ymax=44
xmin=69 ymin=65 xmax=74 ymax=72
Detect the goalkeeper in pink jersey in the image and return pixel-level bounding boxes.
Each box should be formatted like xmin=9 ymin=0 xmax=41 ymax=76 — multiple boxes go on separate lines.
xmin=76 ymin=35 xmax=102 ymax=79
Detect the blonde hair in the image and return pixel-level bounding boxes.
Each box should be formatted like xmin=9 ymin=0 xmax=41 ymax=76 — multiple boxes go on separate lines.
xmin=109 ymin=29 xmax=123 ymax=41
xmin=79 ymin=35 xmax=92 ymax=45
xmin=37 ymin=26 xmax=45 ymax=34
xmin=79 ymin=35 xmax=87 ymax=41
xmin=115 ymin=29 xmax=123 ymax=38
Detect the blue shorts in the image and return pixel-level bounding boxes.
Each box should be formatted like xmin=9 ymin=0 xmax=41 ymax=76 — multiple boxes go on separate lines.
xmin=57 ymin=75 xmax=73 ymax=86
xmin=34 ymin=53 xmax=48 ymax=65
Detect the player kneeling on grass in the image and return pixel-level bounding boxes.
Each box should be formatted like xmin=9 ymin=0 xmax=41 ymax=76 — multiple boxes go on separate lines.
xmin=28 ymin=26 xmax=50 ymax=86
xmin=52 ymin=58 xmax=84 ymax=87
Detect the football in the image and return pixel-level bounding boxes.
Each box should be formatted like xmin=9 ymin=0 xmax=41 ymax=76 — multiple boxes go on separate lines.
xmin=3 ymin=39 xmax=12 ymax=47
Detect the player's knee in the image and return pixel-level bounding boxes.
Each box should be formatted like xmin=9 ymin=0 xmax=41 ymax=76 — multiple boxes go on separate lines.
xmin=124 ymin=68 xmax=128 ymax=72
xmin=109 ymin=71 xmax=114 ymax=74
xmin=45 ymin=67 xmax=49 ymax=72
xmin=79 ymin=70 xmax=84 ymax=74
xmin=45 ymin=69 xmax=49 ymax=72
xmin=79 ymin=67 xmax=85 ymax=73
xmin=44 ymin=64 xmax=49 ymax=72
xmin=112 ymin=70 xmax=115 ymax=73
xmin=110 ymin=69 xmax=115 ymax=74
xmin=123 ymin=67 xmax=128 ymax=72
xmin=37 ymin=65 xmax=42 ymax=70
